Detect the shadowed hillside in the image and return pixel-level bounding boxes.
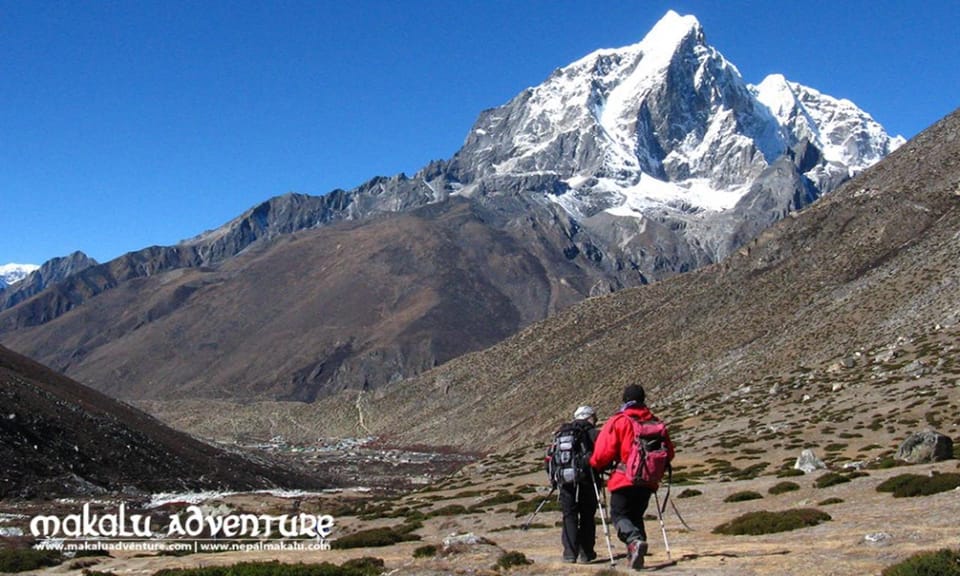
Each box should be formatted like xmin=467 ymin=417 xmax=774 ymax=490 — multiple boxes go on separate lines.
xmin=0 ymin=344 xmax=319 ymax=498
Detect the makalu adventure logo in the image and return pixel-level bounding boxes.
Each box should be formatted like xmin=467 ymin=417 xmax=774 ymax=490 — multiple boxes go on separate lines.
xmin=28 ymin=502 xmax=336 ymax=554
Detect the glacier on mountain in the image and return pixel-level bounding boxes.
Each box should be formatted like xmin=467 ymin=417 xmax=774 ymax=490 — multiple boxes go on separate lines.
xmin=455 ymin=10 xmax=902 ymax=231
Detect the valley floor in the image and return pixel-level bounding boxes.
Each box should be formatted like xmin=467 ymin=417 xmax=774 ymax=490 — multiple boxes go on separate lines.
xmin=3 ymin=455 xmax=958 ymax=575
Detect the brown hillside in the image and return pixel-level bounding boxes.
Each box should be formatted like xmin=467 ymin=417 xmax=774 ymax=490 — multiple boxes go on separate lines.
xmin=355 ymin=107 xmax=960 ymax=450
xmin=0 ymin=198 xmax=611 ymax=402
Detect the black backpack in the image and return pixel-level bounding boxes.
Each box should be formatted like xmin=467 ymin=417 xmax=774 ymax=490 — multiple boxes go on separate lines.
xmin=546 ymin=422 xmax=594 ymax=486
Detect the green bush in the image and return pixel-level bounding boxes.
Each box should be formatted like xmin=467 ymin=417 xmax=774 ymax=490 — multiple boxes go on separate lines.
xmin=818 ymin=497 xmax=844 ymax=506
xmin=768 ymin=481 xmax=801 ymax=495
xmin=881 ymin=548 xmax=960 ymax=576
xmin=876 ymin=473 xmax=960 ymax=497
xmin=495 ymin=551 xmax=532 ymax=570
xmin=677 ymin=488 xmax=702 ymax=498
xmin=341 ymin=557 xmax=385 ymax=573
xmin=331 ymin=524 xmax=421 ymax=549
xmin=427 ymin=504 xmax=469 ymax=517
xmin=776 ymin=468 xmax=805 ymax=478
xmin=412 ymin=545 xmax=437 ymax=558
xmin=473 ymin=492 xmax=523 ymax=508
xmin=0 ymin=549 xmax=62 ymax=573
xmin=814 ymin=472 xmax=851 ymax=488
xmin=514 ymin=498 xmax=561 ymax=516
xmin=724 ymin=490 xmax=763 ymax=503
xmin=731 ymin=462 xmax=769 ymax=480
xmin=713 ymin=508 xmax=831 ymax=535
xmin=869 ymin=457 xmax=902 ymax=470
xmin=153 ymin=559 xmax=383 ymax=575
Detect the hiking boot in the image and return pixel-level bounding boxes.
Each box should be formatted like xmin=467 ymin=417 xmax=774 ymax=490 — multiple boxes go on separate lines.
xmin=627 ymin=539 xmax=647 ymax=570
xmin=578 ymin=551 xmax=597 ymax=564
xmin=562 ymin=555 xmax=577 ymax=563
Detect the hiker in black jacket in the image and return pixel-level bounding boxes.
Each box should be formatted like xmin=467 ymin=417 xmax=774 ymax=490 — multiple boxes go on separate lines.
xmin=558 ymin=405 xmax=600 ymax=563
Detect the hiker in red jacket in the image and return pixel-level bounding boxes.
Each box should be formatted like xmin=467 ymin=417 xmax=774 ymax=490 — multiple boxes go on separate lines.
xmin=590 ymin=384 xmax=675 ymax=570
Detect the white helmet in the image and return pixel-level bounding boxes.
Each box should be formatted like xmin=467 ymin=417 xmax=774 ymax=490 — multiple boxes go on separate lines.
xmin=574 ymin=405 xmax=596 ymax=421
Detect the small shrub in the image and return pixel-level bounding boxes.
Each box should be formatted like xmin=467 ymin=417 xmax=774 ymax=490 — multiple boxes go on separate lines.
xmin=413 ymin=545 xmax=437 ymax=558
xmin=515 ymin=498 xmax=560 ymax=516
xmin=427 ymin=504 xmax=468 ymax=517
xmin=454 ymin=489 xmax=487 ymax=498
xmin=876 ymin=473 xmax=960 ymax=497
xmin=814 ymin=472 xmax=851 ymax=488
xmin=474 ymin=492 xmax=523 ymax=508
xmin=776 ymin=468 xmax=805 ymax=478
xmin=495 ymin=550 xmax=532 ymax=570
xmin=677 ymin=488 xmax=702 ymax=498
xmin=0 ymin=549 xmax=62 ymax=573
xmin=868 ymin=456 xmax=902 ymax=469
xmin=732 ymin=462 xmax=769 ymax=480
xmin=724 ymin=491 xmax=763 ymax=503
xmin=341 ymin=557 xmax=385 ymax=574
xmin=331 ymin=524 xmax=421 ymax=549
xmin=881 ymin=548 xmax=960 ymax=576
xmin=768 ymin=481 xmax=801 ymax=495
xmin=713 ymin=508 xmax=831 ymax=535
xmin=818 ymin=497 xmax=844 ymax=505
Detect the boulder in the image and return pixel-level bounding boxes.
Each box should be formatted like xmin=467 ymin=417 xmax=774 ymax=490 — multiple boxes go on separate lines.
xmin=896 ymin=430 xmax=954 ymax=463
xmin=794 ymin=449 xmax=827 ymax=473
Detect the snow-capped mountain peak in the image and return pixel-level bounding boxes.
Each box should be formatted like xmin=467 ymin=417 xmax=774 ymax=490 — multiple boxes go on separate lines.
xmin=0 ymin=263 xmax=39 ymax=288
xmin=753 ymin=73 xmax=905 ymax=172
xmin=455 ymin=10 xmax=902 ymax=226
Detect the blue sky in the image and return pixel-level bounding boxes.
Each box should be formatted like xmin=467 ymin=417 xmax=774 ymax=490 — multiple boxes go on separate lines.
xmin=2 ymin=0 xmax=957 ymax=266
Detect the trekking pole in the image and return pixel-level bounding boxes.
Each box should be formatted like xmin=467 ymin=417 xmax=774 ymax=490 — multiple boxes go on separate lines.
xmin=591 ymin=468 xmax=616 ymax=566
xmin=520 ymin=485 xmax=556 ymax=530
xmin=670 ymin=498 xmax=694 ymax=531
xmin=653 ymin=489 xmax=675 ymax=565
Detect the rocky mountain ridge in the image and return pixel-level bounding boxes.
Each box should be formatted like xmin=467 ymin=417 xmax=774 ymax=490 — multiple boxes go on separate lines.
xmin=0 ymin=11 xmax=903 ymax=404
xmin=349 ymin=106 xmax=959 ymax=451
xmin=0 ymin=251 xmax=97 ymax=312
xmin=0 ymin=199 xmax=617 ymax=401
xmin=0 ymin=264 xmax=38 ymax=289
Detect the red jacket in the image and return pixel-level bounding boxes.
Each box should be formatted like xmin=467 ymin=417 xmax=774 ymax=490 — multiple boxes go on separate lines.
xmin=589 ymin=405 xmax=675 ymax=492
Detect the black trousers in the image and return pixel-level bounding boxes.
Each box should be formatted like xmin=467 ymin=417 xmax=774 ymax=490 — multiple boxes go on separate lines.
xmin=609 ymin=485 xmax=653 ymax=544
xmin=559 ymin=481 xmax=598 ymax=559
